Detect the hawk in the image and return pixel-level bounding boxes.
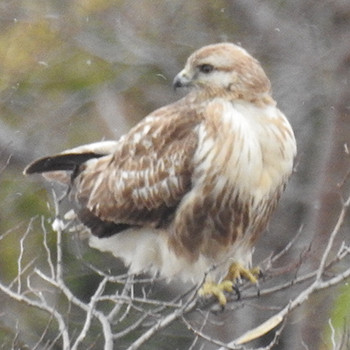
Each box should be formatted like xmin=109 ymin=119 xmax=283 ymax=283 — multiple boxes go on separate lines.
xmin=25 ymin=43 xmax=296 ymax=304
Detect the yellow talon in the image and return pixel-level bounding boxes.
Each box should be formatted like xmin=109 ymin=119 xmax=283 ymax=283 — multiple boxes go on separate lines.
xmin=199 ymin=280 xmax=234 ymax=306
xmin=224 ymin=262 xmax=260 ymax=284
xmin=198 ymin=263 xmax=261 ymax=306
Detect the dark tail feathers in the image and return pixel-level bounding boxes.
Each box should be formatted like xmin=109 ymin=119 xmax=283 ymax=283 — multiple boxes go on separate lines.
xmin=24 ymin=152 xmax=104 ymax=175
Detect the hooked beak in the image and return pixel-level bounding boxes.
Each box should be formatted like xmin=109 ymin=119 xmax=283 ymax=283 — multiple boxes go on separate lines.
xmin=172 ymin=69 xmax=192 ymax=90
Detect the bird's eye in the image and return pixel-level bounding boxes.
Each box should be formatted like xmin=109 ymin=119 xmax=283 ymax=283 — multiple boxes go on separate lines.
xmin=198 ymin=64 xmax=214 ymax=74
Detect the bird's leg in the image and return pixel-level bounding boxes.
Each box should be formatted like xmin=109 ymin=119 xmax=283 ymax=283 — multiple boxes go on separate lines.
xmin=198 ymin=262 xmax=261 ymax=306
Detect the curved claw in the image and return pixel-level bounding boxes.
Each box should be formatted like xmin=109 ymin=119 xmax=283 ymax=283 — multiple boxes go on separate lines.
xmin=198 ymin=263 xmax=261 ymax=306
xmin=225 ymin=262 xmax=260 ymax=284
xmin=199 ymin=280 xmax=233 ymax=306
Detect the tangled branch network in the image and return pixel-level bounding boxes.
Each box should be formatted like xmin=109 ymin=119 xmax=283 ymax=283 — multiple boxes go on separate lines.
xmin=0 ymin=183 xmax=349 ymax=349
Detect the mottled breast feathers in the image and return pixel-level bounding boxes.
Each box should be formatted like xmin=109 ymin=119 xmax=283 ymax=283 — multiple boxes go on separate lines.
xmin=24 ymin=43 xmax=296 ymax=282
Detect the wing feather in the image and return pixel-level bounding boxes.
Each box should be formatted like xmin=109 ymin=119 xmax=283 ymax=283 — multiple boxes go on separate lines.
xmin=75 ymin=103 xmax=201 ymax=229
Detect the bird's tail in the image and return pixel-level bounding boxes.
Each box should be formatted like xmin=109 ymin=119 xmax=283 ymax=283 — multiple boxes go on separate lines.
xmin=23 ymin=153 xmax=103 ymax=175
xmin=24 ymin=140 xmax=118 ymax=183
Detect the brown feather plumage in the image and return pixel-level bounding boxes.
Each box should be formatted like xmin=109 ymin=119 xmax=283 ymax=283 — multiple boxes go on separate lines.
xmin=25 ymin=43 xmax=296 ymax=283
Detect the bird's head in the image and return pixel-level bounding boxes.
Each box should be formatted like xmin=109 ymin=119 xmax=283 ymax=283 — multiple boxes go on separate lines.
xmin=173 ymin=43 xmax=271 ymax=101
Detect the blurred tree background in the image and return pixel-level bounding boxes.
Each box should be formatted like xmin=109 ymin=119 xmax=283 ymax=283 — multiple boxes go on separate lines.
xmin=0 ymin=0 xmax=349 ymax=349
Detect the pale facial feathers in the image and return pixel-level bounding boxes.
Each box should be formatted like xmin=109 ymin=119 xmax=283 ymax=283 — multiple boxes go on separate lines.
xmin=173 ymin=43 xmax=271 ymax=102
xmin=24 ymin=43 xmax=296 ymax=283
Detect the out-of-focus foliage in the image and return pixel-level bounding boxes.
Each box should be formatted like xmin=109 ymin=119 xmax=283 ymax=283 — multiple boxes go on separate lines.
xmin=324 ymin=283 xmax=350 ymax=349
xmin=0 ymin=0 xmax=349 ymax=349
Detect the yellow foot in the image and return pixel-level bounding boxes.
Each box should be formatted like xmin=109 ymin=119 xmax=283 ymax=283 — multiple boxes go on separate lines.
xmin=198 ymin=280 xmax=234 ymax=306
xmin=224 ymin=262 xmax=261 ymax=284
xmin=198 ymin=263 xmax=261 ymax=306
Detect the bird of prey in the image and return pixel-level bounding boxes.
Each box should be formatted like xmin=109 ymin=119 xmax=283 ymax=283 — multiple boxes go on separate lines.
xmin=25 ymin=43 xmax=296 ymax=305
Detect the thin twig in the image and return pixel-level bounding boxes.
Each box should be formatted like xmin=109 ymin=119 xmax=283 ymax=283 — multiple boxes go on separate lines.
xmin=17 ymin=217 xmax=35 ymax=294
xmin=126 ymin=286 xmax=200 ymax=350
xmin=0 ymin=281 xmax=70 ymax=349
xmin=218 ymin=194 xmax=350 ymax=349
xmin=41 ymin=216 xmax=55 ymax=279
xmin=71 ymin=277 xmax=108 ymax=350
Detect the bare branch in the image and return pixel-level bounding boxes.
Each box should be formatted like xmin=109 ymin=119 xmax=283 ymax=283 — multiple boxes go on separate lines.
xmin=218 ymin=194 xmax=350 ymax=349
xmin=41 ymin=216 xmax=56 ymax=279
xmin=0 ymin=281 xmax=70 ymax=348
xmin=1 ymin=170 xmax=348 ymax=349
xmin=17 ymin=217 xmax=34 ymax=294
xmin=126 ymin=288 xmax=199 ymax=350
xmin=71 ymin=277 xmax=108 ymax=350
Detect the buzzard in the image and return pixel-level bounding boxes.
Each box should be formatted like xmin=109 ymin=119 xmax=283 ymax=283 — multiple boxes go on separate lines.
xmin=25 ymin=43 xmax=296 ymax=304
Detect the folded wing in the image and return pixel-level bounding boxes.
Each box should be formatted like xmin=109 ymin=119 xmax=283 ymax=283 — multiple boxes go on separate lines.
xmin=25 ymin=105 xmax=201 ymax=238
